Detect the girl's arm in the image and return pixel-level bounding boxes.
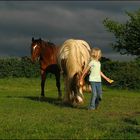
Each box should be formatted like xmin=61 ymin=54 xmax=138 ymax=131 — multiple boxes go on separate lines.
xmin=100 ymin=71 xmax=114 ymax=83
xmin=80 ymin=66 xmax=90 ymax=86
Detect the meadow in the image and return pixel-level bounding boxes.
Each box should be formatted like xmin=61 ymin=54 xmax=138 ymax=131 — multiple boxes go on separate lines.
xmin=0 ymin=77 xmax=139 ymax=139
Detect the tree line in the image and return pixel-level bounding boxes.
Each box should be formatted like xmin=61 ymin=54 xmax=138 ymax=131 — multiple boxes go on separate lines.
xmin=0 ymin=57 xmax=40 ymax=78
xmin=0 ymin=56 xmax=139 ymax=90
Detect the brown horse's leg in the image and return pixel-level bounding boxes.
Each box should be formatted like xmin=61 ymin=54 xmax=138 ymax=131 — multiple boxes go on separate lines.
xmin=55 ymin=72 xmax=62 ymax=99
xmin=41 ymin=70 xmax=46 ymax=97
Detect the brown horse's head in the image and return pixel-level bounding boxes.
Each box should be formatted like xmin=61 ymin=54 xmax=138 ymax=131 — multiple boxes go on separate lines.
xmin=31 ymin=37 xmax=42 ymax=62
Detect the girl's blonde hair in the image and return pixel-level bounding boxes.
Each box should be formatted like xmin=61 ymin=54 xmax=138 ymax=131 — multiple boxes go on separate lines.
xmin=90 ymin=48 xmax=102 ymax=60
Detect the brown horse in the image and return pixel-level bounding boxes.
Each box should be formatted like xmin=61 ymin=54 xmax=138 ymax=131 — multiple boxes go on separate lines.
xmin=31 ymin=37 xmax=62 ymax=99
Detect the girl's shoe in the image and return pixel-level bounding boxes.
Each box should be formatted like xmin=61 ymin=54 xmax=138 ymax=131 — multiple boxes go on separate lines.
xmin=87 ymin=107 xmax=95 ymax=111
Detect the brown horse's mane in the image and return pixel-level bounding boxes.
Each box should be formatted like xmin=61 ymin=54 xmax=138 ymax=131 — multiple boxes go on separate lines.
xmin=40 ymin=40 xmax=56 ymax=49
xmin=47 ymin=41 xmax=55 ymax=46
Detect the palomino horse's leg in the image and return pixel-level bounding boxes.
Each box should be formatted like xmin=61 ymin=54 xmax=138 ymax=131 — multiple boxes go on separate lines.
xmin=55 ymin=71 xmax=62 ymax=99
xmin=41 ymin=70 xmax=46 ymax=97
xmin=63 ymin=77 xmax=71 ymax=103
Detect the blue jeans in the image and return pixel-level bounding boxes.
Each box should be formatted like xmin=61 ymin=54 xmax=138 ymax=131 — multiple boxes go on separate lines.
xmin=89 ymin=82 xmax=102 ymax=109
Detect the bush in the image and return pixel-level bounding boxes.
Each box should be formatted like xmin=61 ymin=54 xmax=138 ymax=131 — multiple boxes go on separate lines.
xmin=0 ymin=57 xmax=140 ymax=90
xmin=0 ymin=57 xmax=40 ymax=78
xmin=21 ymin=57 xmax=40 ymax=78
xmin=102 ymin=60 xmax=140 ymax=90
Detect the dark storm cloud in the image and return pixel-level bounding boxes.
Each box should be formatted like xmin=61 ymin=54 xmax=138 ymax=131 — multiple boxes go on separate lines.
xmin=0 ymin=1 xmax=140 ymax=60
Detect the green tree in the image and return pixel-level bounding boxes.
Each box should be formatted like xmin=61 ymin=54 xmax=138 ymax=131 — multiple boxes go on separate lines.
xmin=103 ymin=9 xmax=140 ymax=57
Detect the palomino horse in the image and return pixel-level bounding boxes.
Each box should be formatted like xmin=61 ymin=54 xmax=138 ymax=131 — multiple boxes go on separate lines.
xmin=57 ymin=39 xmax=91 ymax=105
xmin=31 ymin=38 xmax=62 ymax=99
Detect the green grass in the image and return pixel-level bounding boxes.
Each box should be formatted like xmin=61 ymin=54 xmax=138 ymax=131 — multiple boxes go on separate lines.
xmin=0 ymin=78 xmax=139 ymax=139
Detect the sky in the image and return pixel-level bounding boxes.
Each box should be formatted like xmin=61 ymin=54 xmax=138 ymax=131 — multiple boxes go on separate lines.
xmin=0 ymin=1 xmax=140 ymax=61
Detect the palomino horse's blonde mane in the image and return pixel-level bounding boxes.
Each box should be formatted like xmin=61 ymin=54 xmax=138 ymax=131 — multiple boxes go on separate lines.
xmin=58 ymin=39 xmax=91 ymax=78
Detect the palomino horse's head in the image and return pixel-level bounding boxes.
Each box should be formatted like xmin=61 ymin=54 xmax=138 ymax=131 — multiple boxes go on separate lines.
xmin=31 ymin=37 xmax=42 ymax=62
xmin=70 ymin=72 xmax=84 ymax=104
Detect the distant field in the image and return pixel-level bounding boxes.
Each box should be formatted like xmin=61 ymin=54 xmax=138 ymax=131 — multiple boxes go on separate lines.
xmin=0 ymin=78 xmax=139 ymax=139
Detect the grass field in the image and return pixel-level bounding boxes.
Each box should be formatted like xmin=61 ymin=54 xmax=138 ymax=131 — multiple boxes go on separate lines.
xmin=0 ymin=78 xmax=139 ymax=139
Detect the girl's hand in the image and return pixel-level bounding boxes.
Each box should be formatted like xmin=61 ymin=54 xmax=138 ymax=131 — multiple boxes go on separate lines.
xmin=107 ymin=78 xmax=114 ymax=84
xmin=79 ymin=78 xmax=84 ymax=86
xmin=109 ymin=79 xmax=114 ymax=84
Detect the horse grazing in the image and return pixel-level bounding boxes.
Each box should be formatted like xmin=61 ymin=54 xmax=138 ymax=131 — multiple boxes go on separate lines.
xmin=31 ymin=37 xmax=62 ymax=99
xmin=57 ymin=39 xmax=91 ymax=105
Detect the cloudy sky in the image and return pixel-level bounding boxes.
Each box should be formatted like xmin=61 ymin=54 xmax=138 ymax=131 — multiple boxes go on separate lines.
xmin=0 ymin=1 xmax=140 ymax=61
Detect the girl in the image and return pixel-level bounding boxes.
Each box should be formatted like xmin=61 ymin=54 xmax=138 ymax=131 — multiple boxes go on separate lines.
xmin=80 ymin=48 xmax=113 ymax=110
